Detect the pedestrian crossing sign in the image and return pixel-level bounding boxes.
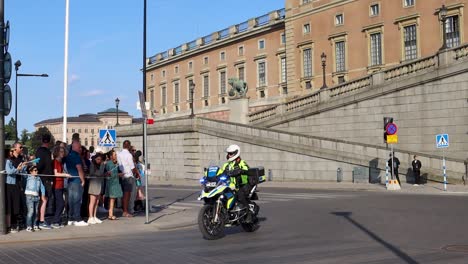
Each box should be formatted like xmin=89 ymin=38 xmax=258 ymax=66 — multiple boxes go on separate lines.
xmin=436 ymin=134 xmax=449 ymax=148
xmin=98 ymin=129 xmax=116 ymax=147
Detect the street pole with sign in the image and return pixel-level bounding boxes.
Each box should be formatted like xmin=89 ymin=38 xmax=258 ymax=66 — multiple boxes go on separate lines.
xmin=385 ymin=122 xmax=400 ymax=190
xmin=436 ymin=134 xmax=449 ymax=191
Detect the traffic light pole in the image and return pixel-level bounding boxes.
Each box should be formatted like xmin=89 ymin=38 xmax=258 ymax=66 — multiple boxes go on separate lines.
xmin=0 ymin=0 xmax=7 ymax=234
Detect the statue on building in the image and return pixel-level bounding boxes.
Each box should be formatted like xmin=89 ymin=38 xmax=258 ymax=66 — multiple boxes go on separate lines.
xmin=228 ymin=78 xmax=248 ymax=99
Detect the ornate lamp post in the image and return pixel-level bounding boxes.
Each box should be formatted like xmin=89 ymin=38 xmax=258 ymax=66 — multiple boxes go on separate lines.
xmin=14 ymin=60 xmax=48 ymax=140
xmin=439 ymin=5 xmax=448 ymax=51
xmin=115 ymin=97 xmax=120 ymax=126
xmin=189 ymin=80 xmax=195 ymax=118
xmin=320 ymin=52 xmax=327 ymax=89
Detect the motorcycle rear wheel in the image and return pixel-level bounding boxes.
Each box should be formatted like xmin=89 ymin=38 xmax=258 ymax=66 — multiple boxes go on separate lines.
xmin=198 ymin=204 xmax=225 ymax=240
xmin=241 ymin=215 xmax=259 ymax=232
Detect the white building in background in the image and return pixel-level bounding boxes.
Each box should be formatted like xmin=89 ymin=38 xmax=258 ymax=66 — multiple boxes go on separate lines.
xmin=34 ymin=108 xmax=139 ymax=147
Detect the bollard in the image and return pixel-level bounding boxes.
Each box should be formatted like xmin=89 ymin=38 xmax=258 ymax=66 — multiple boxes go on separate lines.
xmin=337 ymin=168 xmax=342 ymax=182
xmin=268 ymin=169 xmax=273 ymax=181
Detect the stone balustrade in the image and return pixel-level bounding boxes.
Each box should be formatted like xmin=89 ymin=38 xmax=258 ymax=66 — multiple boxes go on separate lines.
xmin=248 ymin=106 xmax=277 ymax=123
xmin=285 ymin=92 xmax=319 ymax=111
xmin=148 ymin=8 xmax=286 ymax=65
xmin=384 ymin=55 xmax=437 ymax=81
xmin=329 ymin=76 xmax=372 ymax=98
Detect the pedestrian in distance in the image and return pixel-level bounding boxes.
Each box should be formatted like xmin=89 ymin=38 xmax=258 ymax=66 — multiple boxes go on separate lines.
xmin=388 ymin=153 xmax=401 ymax=186
xmin=412 ymin=155 xmax=422 ymax=186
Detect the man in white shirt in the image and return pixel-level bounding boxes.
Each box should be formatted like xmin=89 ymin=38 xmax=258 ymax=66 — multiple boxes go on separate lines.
xmin=118 ymin=140 xmax=139 ymax=217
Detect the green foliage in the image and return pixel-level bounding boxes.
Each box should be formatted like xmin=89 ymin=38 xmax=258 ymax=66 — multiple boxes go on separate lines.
xmin=30 ymin=126 xmax=55 ymax=152
xmin=5 ymin=117 xmax=16 ymax=141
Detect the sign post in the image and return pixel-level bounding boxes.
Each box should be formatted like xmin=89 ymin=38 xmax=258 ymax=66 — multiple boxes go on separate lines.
xmin=139 ymin=91 xmax=150 ymax=224
xmin=386 ymin=122 xmax=400 ymax=190
xmin=436 ymin=134 xmax=449 ymax=191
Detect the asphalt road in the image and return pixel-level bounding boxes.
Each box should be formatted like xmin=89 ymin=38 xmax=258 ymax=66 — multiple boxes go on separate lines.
xmin=1 ymin=186 xmax=468 ymax=263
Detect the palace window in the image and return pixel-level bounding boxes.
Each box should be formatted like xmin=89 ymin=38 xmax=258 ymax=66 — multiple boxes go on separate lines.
xmin=335 ymin=41 xmax=346 ymax=72
xmin=404 ymin=0 xmax=414 ymax=7
xmin=370 ymin=32 xmax=382 ymax=66
xmin=257 ymin=61 xmax=266 ymax=87
xmin=404 ymin=25 xmax=417 ymax=60
xmin=370 ymin=4 xmax=379 ymax=16
xmin=446 ymin=16 xmax=460 ymax=48
xmin=335 ymin=14 xmax=344 ymax=25
xmin=280 ymin=57 xmax=286 ymax=83
xmin=203 ymin=75 xmax=209 ymax=98
xmin=303 ymin=48 xmax=312 ymax=78
xmin=174 ymin=82 xmax=180 ymax=105
xmin=161 ymin=86 xmax=167 ymax=106
xmin=220 ymin=71 xmax=226 ymax=95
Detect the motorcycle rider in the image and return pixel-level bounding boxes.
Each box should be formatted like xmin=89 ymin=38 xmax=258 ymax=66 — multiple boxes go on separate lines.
xmin=217 ymin=144 xmax=252 ymax=222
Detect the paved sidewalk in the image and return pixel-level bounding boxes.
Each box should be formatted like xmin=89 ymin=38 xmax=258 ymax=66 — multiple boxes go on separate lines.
xmin=2 ymin=179 xmax=468 ymax=243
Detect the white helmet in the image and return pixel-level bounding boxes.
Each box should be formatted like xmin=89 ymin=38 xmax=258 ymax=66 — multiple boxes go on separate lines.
xmin=226 ymin=144 xmax=240 ymax=162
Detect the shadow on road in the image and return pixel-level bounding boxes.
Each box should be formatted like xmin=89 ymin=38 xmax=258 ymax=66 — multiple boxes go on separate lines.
xmin=146 ymin=191 xmax=200 ymax=224
xmin=331 ymin=211 xmax=418 ymax=264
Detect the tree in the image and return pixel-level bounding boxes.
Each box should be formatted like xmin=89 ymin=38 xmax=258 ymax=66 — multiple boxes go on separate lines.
xmin=20 ymin=129 xmax=30 ymax=144
xmin=5 ymin=117 xmax=16 ymax=141
xmin=30 ymin=127 xmax=55 ymax=152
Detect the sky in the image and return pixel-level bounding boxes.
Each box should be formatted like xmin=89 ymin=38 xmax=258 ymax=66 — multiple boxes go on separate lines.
xmin=6 ymin=0 xmax=285 ymax=133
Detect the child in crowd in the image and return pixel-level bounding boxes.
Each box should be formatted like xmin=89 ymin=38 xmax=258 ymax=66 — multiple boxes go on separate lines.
xmin=24 ymin=165 xmax=42 ymax=232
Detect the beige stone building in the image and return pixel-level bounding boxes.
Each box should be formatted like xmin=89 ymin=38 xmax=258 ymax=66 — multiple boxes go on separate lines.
xmin=147 ymin=0 xmax=466 ymax=119
xmin=34 ymin=108 xmax=134 ymax=147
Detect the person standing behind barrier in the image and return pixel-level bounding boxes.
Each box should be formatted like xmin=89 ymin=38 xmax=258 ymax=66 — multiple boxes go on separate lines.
xmin=51 ymin=146 xmax=70 ymax=228
xmin=65 ymin=141 xmax=88 ymax=226
xmin=5 ymin=146 xmax=26 ymax=233
xmin=24 ymin=165 xmax=42 ymax=232
xmin=134 ymin=150 xmax=146 ymax=212
xmin=412 ymin=155 xmax=422 ymax=186
xmin=105 ymin=150 xmax=123 ymax=220
xmin=388 ymin=153 xmax=401 ymax=185
xmin=35 ymin=134 xmax=53 ymax=230
xmin=118 ymin=140 xmax=139 ymax=217
xmin=87 ymin=153 xmax=106 ymax=224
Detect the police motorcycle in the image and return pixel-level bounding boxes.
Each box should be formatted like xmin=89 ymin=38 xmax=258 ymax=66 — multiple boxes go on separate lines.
xmin=197 ymin=164 xmax=266 ymax=240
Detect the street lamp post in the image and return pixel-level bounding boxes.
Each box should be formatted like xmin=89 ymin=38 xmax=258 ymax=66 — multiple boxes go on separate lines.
xmin=115 ymin=98 xmax=120 ymax=126
xmin=14 ymin=60 xmax=49 ymax=140
xmin=439 ymin=5 xmax=448 ymax=51
xmin=321 ymin=52 xmax=328 ymax=89
xmin=189 ymin=80 xmax=195 ymax=118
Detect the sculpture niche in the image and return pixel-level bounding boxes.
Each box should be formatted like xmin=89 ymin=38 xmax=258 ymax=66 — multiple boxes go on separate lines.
xmin=228 ymin=78 xmax=248 ymax=99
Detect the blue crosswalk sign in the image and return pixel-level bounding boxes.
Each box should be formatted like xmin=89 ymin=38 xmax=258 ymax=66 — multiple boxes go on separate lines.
xmin=99 ymin=129 xmax=117 ymax=147
xmin=436 ymin=134 xmax=449 ymax=148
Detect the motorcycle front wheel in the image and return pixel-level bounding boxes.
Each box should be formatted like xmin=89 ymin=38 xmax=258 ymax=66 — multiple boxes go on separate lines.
xmin=198 ymin=204 xmax=225 ymax=240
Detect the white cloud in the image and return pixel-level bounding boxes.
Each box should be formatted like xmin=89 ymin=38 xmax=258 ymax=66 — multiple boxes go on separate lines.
xmin=81 ymin=89 xmax=105 ymax=97
xmin=69 ymin=74 xmax=80 ymax=85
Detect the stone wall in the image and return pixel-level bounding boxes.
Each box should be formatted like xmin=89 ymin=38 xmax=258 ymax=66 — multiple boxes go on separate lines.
xmin=118 ymin=118 xmax=465 ymax=184
xmin=251 ymin=48 xmax=468 ymax=160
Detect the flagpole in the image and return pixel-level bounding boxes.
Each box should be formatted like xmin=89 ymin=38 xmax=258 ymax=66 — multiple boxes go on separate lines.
xmin=62 ymin=0 xmax=70 ymax=141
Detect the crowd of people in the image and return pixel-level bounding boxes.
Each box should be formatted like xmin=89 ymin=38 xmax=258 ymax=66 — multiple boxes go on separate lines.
xmin=5 ymin=133 xmax=146 ymax=233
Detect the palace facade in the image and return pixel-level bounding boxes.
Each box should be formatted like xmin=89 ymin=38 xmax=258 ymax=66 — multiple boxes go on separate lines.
xmin=147 ymin=0 xmax=466 ymax=120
